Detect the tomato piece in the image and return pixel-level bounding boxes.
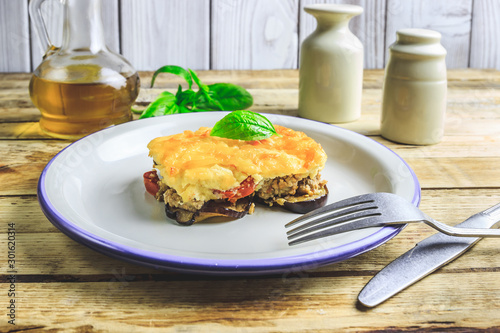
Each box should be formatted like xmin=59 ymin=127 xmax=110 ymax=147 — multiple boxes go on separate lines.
xmin=215 ymin=177 xmax=256 ymax=203
xmin=143 ymin=170 xmax=160 ymax=196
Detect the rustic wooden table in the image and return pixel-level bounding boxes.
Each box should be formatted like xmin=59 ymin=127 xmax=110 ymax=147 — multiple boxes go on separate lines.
xmin=1 ymin=69 xmax=500 ymax=332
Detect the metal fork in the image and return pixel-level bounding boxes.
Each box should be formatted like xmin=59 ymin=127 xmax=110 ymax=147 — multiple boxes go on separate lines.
xmin=286 ymin=192 xmax=500 ymax=246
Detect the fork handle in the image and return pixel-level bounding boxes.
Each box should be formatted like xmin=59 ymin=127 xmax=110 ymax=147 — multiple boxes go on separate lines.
xmin=422 ymin=219 xmax=500 ymax=238
xmin=422 ymin=203 xmax=500 ymax=237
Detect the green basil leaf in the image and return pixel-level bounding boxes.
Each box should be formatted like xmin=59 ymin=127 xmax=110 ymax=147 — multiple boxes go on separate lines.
xmin=176 ymin=89 xmax=197 ymax=107
xmin=207 ymin=83 xmax=253 ymax=110
xmin=144 ymin=66 xmax=256 ymax=120
xmin=188 ymin=69 xmax=208 ymax=93
xmin=177 ymin=105 xmax=192 ymax=113
xmin=174 ymin=84 xmax=183 ymax=99
xmin=210 ymin=110 xmax=278 ymax=141
xmin=139 ymin=91 xmax=177 ymax=118
xmin=193 ymin=84 xmax=253 ymax=111
xmin=188 ymin=69 xmax=226 ymax=111
xmin=131 ymin=106 xmax=143 ymax=114
xmin=150 ymin=65 xmax=193 ymax=89
xmin=192 ymin=90 xmax=224 ymax=111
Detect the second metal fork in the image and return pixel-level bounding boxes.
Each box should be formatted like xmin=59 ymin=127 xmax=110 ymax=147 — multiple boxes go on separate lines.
xmin=286 ymin=192 xmax=500 ymax=246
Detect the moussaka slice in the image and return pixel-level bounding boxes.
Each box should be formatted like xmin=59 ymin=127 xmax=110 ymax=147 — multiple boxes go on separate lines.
xmin=145 ymin=124 xmax=328 ymax=225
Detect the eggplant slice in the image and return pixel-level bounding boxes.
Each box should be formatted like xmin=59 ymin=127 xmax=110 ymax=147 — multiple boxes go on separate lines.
xmin=166 ymin=194 xmax=255 ymax=226
xmin=282 ymin=187 xmax=328 ymax=213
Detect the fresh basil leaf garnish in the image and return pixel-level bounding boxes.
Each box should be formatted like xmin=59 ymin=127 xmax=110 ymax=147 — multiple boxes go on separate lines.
xmin=150 ymin=65 xmax=192 ymax=89
xmin=176 ymin=89 xmax=196 ymax=107
xmin=197 ymin=83 xmax=253 ymax=111
xmin=210 ymin=110 xmax=278 ymax=141
xmin=139 ymin=66 xmax=254 ymax=119
xmin=139 ymin=91 xmax=177 ymax=118
xmin=189 ymin=69 xmax=208 ymax=93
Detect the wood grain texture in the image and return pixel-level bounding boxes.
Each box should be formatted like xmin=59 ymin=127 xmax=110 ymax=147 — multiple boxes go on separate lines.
xmin=0 ymin=0 xmax=30 ymax=72
xmin=1 ymin=235 xmax=497 ymax=333
xmin=120 ymin=0 xmax=210 ymax=71
xmin=1 ymin=69 xmax=500 ymax=331
xmin=2 ymin=1 xmax=500 ymax=72
xmin=2 ymin=134 xmax=500 ymax=196
xmin=1 ymin=189 xmax=499 ymax=275
xmin=469 ymin=0 xmax=500 ymax=69
xmin=300 ymin=0 xmax=387 ymax=69
xmin=2 ymin=69 xmax=499 ymax=137
xmin=1 ymin=270 xmax=500 ymax=332
xmin=385 ymin=0 xmax=473 ymax=69
xmin=211 ymin=0 xmax=299 ymax=70
xmin=2 ymin=89 xmax=499 ymax=139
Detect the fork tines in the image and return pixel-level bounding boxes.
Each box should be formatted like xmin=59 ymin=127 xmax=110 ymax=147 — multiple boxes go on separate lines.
xmin=285 ymin=195 xmax=382 ymax=246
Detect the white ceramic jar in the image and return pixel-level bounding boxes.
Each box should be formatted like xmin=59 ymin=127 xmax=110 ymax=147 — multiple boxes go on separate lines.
xmin=298 ymin=4 xmax=363 ymax=123
xmin=380 ymin=29 xmax=447 ymax=145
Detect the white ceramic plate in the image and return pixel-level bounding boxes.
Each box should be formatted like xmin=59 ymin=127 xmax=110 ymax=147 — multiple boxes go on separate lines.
xmin=38 ymin=112 xmax=420 ymax=275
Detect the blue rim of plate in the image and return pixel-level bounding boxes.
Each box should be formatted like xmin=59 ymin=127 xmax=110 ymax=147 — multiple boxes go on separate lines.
xmin=37 ymin=113 xmax=421 ymax=276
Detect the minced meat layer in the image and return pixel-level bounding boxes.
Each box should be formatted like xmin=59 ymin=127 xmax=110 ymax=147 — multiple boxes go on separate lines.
xmin=256 ymin=174 xmax=326 ymax=202
xmin=156 ymin=174 xmax=327 ymax=211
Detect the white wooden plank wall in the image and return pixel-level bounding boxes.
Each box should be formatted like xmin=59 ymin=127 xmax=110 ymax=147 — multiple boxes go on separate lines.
xmin=470 ymin=0 xmax=500 ymax=69
xmin=385 ymin=0 xmax=473 ymax=68
xmin=211 ymin=0 xmax=299 ymax=70
xmin=0 ymin=0 xmax=499 ymax=72
xmin=121 ymin=0 xmax=210 ymax=70
xmin=0 ymin=0 xmax=30 ymax=72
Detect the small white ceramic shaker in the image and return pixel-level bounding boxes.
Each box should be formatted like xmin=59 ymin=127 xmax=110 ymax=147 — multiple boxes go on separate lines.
xmin=381 ymin=28 xmax=447 ymax=145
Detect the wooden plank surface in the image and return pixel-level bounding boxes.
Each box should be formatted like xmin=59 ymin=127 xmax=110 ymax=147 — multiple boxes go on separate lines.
xmin=2 ymin=70 xmax=499 ymax=137
xmin=211 ymin=0 xmax=299 ymax=70
xmin=0 ymin=0 xmax=30 ymax=72
xmin=1 ymin=188 xmax=499 ymax=274
xmin=385 ymin=0 xmax=473 ymax=68
xmin=469 ymin=0 xmax=500 ymax=69
xmin=1 ymin=269 xmax=500 ymax=332
xmin=2 ymin=132 xmax=500 ymax=195
xmin=1 ymin=69 xmax=500 ymax=331
xmin=2 ymin=0 xmax=500 ymax=72
xmin=120 ymin=0 xmax=210 ymax=71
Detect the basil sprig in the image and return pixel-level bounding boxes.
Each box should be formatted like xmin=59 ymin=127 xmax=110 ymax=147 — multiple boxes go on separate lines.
xmin=136 ymin=66 xmax=253 ymax=119
xmin=210 ymin=110 xmax=278 ymax=141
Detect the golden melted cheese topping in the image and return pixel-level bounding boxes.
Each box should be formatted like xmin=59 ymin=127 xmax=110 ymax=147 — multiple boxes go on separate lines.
xmin=147 ymin=125 xmax=327 ymax=203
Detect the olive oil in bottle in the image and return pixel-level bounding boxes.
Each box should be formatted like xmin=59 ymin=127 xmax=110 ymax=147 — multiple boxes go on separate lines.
xmin=29 ymin=72 xmax=139 ymax=139
xmin=29 ymin=0 xmax=140 ymax=140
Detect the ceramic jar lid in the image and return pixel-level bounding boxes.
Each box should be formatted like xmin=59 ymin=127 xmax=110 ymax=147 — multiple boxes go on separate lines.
xmin=390 ymin=28 xmax=447 ymax=58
